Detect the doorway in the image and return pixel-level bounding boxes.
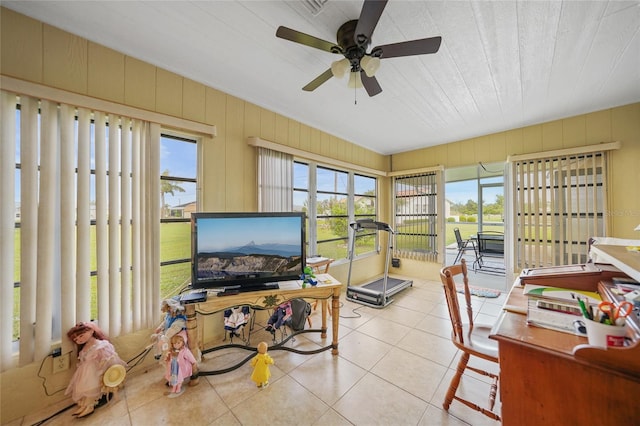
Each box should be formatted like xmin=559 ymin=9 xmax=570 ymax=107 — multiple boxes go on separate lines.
xmin=444 ymin=163 xmax=507 ymax=289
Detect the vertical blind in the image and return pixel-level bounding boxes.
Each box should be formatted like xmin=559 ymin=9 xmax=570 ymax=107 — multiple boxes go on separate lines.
xmin=0 ymin=90 xmax=160 ymax=370
xmin=393 ymin=171 xmax=440 ymax=262
xmin=511 ymin=150 xmax=609 ymax=269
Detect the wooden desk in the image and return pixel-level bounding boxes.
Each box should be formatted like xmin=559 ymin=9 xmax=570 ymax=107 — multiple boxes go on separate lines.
xmin=491 ymin=280 xmax=640 ymax=424
xmin=184 ymin=274 xmax=341 ymax=372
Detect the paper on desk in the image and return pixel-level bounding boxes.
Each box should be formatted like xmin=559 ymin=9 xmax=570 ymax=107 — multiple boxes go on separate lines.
xmin=523 ymin=284 xmax=601 ymax=305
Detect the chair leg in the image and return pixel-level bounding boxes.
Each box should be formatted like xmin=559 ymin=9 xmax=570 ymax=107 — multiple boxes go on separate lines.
xmin=445 ymin=353 xmax=501 ymax=421
xmin=444 ymin=352 xmax=469 ymax=411
xmin=454 ymin=249 xmax=463 ymax=264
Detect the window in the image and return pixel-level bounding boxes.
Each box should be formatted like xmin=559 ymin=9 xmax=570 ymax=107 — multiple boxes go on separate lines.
xmin=393 ymin=172 xmax=439 ymax=261
xmin=2 ymin=90 xmax=203 ymax=368
xmin=159 ymin=134 xmax=198 ymax=298
xmin=293 ymin=161 xmax=377 ymax=260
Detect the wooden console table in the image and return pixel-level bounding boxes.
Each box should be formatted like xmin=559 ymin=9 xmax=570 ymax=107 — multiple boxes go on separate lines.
xmin=183 ymin=274 xmax=341 ymax=375
xmin=491 ymin=276 xmax=640 ymax=424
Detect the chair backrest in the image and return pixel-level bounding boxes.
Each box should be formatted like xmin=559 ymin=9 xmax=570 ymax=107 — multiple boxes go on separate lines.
xmin=287 ymin=298 xmax=311 ymax=331
xmin=476 ymin=231 xmax=504 ymax=255
xmin=453 ymin=227 xmax=465 ymax=248
xmin=440 ymin=258 xmax=474 ymax=344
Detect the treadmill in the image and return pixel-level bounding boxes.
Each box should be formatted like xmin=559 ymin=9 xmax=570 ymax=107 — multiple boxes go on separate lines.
xmin=346 ymin=219 xmax=413 ymax=308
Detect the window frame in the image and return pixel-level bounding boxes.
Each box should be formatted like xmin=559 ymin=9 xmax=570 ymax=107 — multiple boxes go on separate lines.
xmin=392 ymin=170 xmax=441 ymax=262
xmin=293 ymin=160 xmax=378 ymax=262
xmin=158 ymin=131 xmax=199 ymax=299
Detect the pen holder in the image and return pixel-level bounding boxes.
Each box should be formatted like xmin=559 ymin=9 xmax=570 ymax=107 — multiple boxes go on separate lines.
xmin=584 ymin=318 xmax=626 ymax=348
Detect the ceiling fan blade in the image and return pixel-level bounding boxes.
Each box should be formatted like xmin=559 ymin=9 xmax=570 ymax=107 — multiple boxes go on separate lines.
xmin=302 ymin=69 xmax=334 ymax=92
xmin=361 ymin=72 xmax=382 ymax=97
xmin=354 ymin=0 xmax=388 ymax=46
xmin=276 ymin=26 xmax=342 ymax=54
xmin=375 ymin=36 xmax=442 ymax=59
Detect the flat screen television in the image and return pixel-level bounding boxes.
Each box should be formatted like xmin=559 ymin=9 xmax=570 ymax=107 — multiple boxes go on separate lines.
xmin=191 ymin=212 xmax=306 ymax=292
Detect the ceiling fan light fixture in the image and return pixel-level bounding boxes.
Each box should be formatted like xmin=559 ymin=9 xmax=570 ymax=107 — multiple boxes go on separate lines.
xmin=360 ymin=55 xmax=381 ymax=77
xmin=331 ymin=58 xmax=350 ymax=78
xmin=347 ymin=71 xmax=363 ymax=89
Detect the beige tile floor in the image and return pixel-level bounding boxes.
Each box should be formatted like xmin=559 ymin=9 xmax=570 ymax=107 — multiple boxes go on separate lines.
xmin=23 ymin=274 xmax=508 ymax=426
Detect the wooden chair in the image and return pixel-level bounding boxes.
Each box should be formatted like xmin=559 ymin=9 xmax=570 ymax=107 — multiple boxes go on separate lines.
xmin=439 ymin=258 xmax=501 ymax=421
xmin=307 ymin=258 xmax=334 ymax=315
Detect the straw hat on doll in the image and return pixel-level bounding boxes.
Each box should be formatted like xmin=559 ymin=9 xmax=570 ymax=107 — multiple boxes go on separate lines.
xmin=103 ymin=364 xmax=126 ymax=388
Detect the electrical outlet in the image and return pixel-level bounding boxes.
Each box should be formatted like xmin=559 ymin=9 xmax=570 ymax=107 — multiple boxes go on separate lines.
xmin=52 ymin=353 xmax=70 ymax=374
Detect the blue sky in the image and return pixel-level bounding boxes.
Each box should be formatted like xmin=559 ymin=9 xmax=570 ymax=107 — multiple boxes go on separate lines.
xmin=446 ymin=180 xmax=502 ymax=205
xmin=197 ymin=215 xmax=301 ymax=251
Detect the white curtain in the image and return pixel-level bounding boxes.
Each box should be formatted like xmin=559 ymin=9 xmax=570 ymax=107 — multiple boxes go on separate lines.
xmin=0 ymin=90 xmax=160 ymax=370
xmin=1 ymin=91 xmax=17 ymax=370
xmin=258 ymin=147 xmax=293 ymax=212
xmin=510 ymin=149 xmax=610 ymax=269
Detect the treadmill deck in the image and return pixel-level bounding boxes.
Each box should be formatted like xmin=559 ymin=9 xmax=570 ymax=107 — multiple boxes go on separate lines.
xmin=346 ymin=277 xmax=413 ymax=308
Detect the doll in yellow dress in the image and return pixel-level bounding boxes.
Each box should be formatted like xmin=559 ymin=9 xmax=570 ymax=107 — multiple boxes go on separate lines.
xmin=250 ymin=341 xmax=274 ymax=388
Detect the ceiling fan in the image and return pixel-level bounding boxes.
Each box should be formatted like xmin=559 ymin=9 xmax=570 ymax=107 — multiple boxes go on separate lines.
xmin=276 ymin=0 xmax=442 ymax=97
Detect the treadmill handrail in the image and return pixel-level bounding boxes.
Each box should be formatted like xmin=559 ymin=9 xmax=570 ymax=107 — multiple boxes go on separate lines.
xmin=350 ymin=219 xmax=394 ymax=233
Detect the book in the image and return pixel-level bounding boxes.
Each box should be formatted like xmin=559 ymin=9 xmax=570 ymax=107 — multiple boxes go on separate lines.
xmin=523 ymin=284 xmax=597 ymax=336
xmin=523 ymin=284 xmax=601 ymax=306
xmin=526 ymin=298 xmax=587 ymax=336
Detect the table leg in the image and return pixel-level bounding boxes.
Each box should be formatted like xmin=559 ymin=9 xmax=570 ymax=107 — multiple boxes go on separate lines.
xmin=185 ymin=304 xmax=201 ymax=362
xmin=331 ymin=289 xmax=340 ymax=355
xmin=321 ymin=299 xmax=327 ymax=338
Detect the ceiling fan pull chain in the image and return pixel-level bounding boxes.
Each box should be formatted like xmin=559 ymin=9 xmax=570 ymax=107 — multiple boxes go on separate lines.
xmin=354 ymin=85 xmax=358 ymax=105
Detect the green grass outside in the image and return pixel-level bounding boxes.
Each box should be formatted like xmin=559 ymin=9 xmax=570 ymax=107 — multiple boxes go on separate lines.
xmin=445 ymin=222 xmax=504 ymax=246
xmin=11 ymin=222 xmax=192 ymax=339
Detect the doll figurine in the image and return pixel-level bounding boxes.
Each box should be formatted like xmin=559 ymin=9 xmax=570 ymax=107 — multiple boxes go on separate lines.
xmin=164 ymin=334 xmax=197 ymax=398
xmin=151 ymin=298 xmax=188 ymax=360
xmin=224 ymin=306 xmax=249 ymax=339
xmin=264 ymin=301 xmax=292 ymax=335
xmin=250 ymin=341 xmax=274 ymax=388
xmin=65 ymin=322 xmax=127 ymax=418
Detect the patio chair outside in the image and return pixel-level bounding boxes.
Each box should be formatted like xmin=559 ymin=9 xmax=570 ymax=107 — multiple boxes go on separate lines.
xmin=453 ymin=227 xmax=476 ymax=264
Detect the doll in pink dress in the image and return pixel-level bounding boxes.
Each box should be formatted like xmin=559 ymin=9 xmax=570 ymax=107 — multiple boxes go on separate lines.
xmin=164 ymin=334 xmax=197 ymax=397
xmin=151 ymin=298 xmax=188 ymax=360
xmin=65 ymin=322 xmax=127 ymax=418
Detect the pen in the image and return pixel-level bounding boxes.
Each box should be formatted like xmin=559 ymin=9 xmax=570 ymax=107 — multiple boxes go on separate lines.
xmin=577 ymin=298 xmax=590 ymax=320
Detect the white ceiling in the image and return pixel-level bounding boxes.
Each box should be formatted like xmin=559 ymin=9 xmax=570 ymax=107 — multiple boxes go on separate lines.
xmin=4 ymin=1 xmax=639 ymax=155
